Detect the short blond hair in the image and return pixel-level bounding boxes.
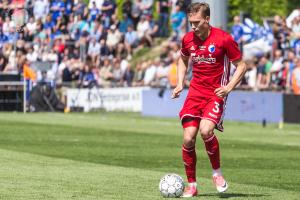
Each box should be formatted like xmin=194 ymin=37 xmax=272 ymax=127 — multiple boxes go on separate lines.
xmin=186 ymin=2 xmax=210 ymax=17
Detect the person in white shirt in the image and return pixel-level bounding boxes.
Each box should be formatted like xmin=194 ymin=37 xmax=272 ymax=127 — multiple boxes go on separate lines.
xmin=106 ymin=24 xmax=122 ymax=55
xmin=33 ymin=0 xmax=49 ymax=21
xmin=88 ymin=0 xmax=103 ymax=9
xmin=137 ymin=15 xmax=153 ymax=46
xmin=88 ymin=37 xmax=100 ymax=63
xmin=143 ymin=60 xmax=157 ymax=86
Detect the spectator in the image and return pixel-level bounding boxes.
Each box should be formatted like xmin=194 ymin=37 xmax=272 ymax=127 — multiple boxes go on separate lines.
xmin=123 ymin=63 xmax=135 ymax=87
xmin=89 ymin=0 xmax=103 ymax=10
xmin=270 ymin=49 xmax=284 ymax=87
xmin=168 ymin=57 xmax=177 ymax=88
xmin=140 ymin=0 xmax=153 ymax=16
xmin=292 ymin=58 xmax=300 ymax=94
xmin=99 ymin=57 xmax=113 ymax=87
xmin=89 ymin=1 xmax=101 ymax=22
xmin=88 ymin=37 xmax=100 ymax=63
xmin=101 ymin=0 xmax=117 ymax=28
xmin=33 ymin=0 xmax=49 ymax=21
xmin=106 ymin=24 xmax=122 ymax=55
xmin=171 ymin=5 xmax=186 ymax=41
xmin=131 ymin=0 xmax=142 ymax=29
xmin=26 ymin=46 xmax=38 ymax=63
xmin=78 ymin=64 xmax=96 ymax=88
xmin=0 ymin=53 xmax=8 ymax=71
xmin=73 ymin=0 xmax=87 ymax=17
xmin=154 ymin=58 xmax=169 ymax=87
xmin=0 ymin=27 xmax=8 ymax=48
xmin=157 ymin=0 xmax=170 ymax=37
xmin=119 ymin=13 xmax=134 ymax=33
xmin=143 ymin=59 xmax=157 ymax=86
xmin=99 ymin=39 xmax=110 ymax=59
xmin=122 ymin=0 xmax=133 ymax=19
xmin=124 ymin=25 xmax=139 ymax=57
xmin=111 ymin=58 xmax=123 ymax=87
xmin=231 ymin=16 xmax=244 ymax=52
xmin=50 ymin=0 xmax=65 ymax=22
xmin=137 ymin=15 xmax=152 ymax=46
xmin=132 ymin=61 xmax=145 ymax=86
xmin=2 ymin=16 xmax=14 ymax=36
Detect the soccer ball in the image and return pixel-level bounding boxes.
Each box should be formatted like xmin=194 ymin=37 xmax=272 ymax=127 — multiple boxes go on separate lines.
xmin=159 ymin=174 xmax=185 ymax=198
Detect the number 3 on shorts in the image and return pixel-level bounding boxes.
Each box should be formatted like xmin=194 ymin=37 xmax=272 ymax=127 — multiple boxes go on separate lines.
xmin=212 ymin=101 xmax=220 ymax=113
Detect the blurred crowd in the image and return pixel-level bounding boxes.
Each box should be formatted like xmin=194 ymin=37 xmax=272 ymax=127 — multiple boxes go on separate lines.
xmin=0 ymin=0 xmax=299 ymax=95
xmin=231 ymin=13 xmax=300 ymax=95
xmin=0 ymin=0 xmax=189 ymax=90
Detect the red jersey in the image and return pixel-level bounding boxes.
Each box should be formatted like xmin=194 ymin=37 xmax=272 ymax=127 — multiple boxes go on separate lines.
xmin=180 ymin=27 xmax=241 ymax=96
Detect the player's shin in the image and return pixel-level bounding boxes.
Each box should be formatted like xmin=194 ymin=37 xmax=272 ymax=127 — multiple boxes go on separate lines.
xmin=182 ymin=145 xmax=197 ymax=183
xmin=203 ymin=134 xmax=220 ymax=171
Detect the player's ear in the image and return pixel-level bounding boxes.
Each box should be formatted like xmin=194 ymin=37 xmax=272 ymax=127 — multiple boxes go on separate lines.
xmin=205 ymin=16 xmax=210 ymax=23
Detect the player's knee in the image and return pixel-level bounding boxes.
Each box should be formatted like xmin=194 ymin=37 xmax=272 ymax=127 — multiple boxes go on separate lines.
xmin=199 ymin=127 xmax=214 ymax=139
xmin=183 ymin=135 xmax=196 ymax=147
xmin=183 ymin=128 xmax=197 ymax=147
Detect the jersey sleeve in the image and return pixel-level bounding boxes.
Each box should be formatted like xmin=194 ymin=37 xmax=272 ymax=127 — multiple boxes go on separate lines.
xmin=224 ymin=33 xmax=242 ymax=62
xmin=180 ymin=34 xmax=190 ymax=57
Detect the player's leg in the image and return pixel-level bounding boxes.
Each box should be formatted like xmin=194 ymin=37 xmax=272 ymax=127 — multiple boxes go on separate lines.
xmin=181 ymin=117 xmax=199 ymax=197
xmin=199 ymin=119 xmax=220 ymax=170
xmin=199 ymin=119 xmax=228 ymax=193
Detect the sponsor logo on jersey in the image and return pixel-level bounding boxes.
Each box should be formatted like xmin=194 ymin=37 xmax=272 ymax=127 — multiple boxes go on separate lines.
xmin=208 ymin=44 xmax=215 ymax=53
xmin=199 ymin=46 xmax=206 ymax=50
xmin=191 ymin=53 xmax=216 ymax=64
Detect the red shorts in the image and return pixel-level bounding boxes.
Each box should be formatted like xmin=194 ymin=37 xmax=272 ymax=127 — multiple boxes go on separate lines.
xmin=179 ymin=95 xmax=226 ymax=131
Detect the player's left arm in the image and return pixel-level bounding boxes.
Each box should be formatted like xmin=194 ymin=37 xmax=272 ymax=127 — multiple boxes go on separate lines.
xmin=215 ymin=33 xmax=247 ymax=98
xmin=214 ymin=59 xmax=247 ymax=98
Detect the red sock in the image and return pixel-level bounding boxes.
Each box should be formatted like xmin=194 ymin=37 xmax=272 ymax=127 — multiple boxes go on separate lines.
xmin=182 ymin=145 xmax=197 ymax=183
xmin=203 ymin=134 xmax=220 ymax=170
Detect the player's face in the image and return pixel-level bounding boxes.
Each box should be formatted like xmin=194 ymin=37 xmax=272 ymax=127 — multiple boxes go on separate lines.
xmin=188 ymin=11 xmax=210 ymax=39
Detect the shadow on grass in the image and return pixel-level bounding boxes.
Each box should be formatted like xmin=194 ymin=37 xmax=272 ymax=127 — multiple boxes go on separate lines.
xmin=198 ymin=192 xmax=270 ymax=198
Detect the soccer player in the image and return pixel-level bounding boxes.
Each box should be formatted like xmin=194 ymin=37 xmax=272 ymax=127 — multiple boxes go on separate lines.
xmin=171 ymin=2 xmax=247 ymax=198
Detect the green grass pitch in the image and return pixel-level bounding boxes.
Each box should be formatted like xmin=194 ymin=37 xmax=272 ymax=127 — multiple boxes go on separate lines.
xmin=0 ymin=112 xmax=299 ymax=199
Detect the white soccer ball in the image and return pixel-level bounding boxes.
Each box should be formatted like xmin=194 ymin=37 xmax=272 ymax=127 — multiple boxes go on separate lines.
xmin=159 ymin=174 xmax=185 ymax=198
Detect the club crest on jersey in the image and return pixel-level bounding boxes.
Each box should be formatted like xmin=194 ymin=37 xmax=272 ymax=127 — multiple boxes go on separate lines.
xmin=208 ymin=44 xmax=215 ymax=53
xmin=190 ymin=46 xmax=195 ymax=51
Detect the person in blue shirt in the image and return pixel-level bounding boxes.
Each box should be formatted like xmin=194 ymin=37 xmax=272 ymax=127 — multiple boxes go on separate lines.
xmin=125 ymin=25 xmax=139 ymax=55
xmin=231 ymin=16 xmax=244 ymax=52
xmin=119 ymin=13 xmax=133 ymax=33
xmin=50 ymin=0 xmax=65 ymax=22
xmin=89 ymin=1 xmax=100 ymax=22
xmin=0 ymin=28 xmax=8 ymax=49
xmin=171 ymin=5 xmax=186 ymax=41
xmin=73 ymin=0 xmax=87 ymax=17
xmin=79 ymin=64 xmax=96 ymax=88
xmin=102 ymin=0 xmax=117 ymax=28
xmin=65 ymin=0 xmax=73 ymax=16
xmin=43 ymin=15 xmax=55 ymax=30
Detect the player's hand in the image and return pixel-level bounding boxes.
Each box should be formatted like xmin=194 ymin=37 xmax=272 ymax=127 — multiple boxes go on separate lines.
xmin=214 ymin=86 xmax=231 ymax=98
xmin=171 ymin=84 xmax=183 ymax=99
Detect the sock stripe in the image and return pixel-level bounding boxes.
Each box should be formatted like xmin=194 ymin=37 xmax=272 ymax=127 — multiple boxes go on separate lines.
xmin=204 ymin=134 xmax=215 ymax=143
xmin=182 ymin=145 xmax=195 ymax=152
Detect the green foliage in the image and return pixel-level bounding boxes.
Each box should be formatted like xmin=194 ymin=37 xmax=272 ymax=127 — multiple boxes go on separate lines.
xmin=116 ymin=0 xmax=123 ymax=19
xmin=287 ymin=0 xmax=300 ymax=13
xmin=113 ymin=0 xmax=159 ymax=20
xmin=228 ymin=0 xmax=288 ymax=24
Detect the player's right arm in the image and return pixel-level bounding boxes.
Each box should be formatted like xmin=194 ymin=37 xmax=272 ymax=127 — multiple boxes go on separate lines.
xmin=171 ymin=55 xmax=189 ymax=99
